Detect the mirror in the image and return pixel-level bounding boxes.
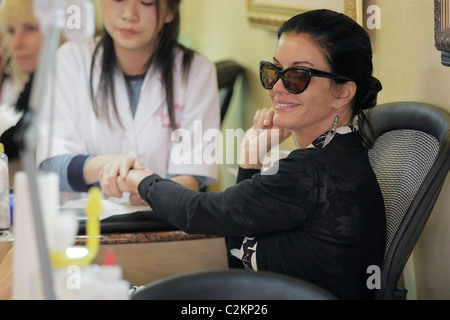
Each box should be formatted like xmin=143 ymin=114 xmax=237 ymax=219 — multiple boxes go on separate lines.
xmin=247 ymin=0 xmax=363 ymax=31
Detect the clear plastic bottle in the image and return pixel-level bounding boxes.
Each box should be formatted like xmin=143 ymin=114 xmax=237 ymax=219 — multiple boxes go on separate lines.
xmin=0 ymin=143 xmax=10 ymax=229
xmin=95 ymin=249 xmax=130 ymax=300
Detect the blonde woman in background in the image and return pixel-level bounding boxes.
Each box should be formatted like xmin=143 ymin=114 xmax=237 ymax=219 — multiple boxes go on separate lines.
xmin=0 ymin=30 xmax=22 ymax=107
xmin=0 ymin=14 xmax=22 ymax=107
xmin=0 ymin=0 xmax=24 ymax=139
xmin=0 ymin=0 xmax=44 ymax=177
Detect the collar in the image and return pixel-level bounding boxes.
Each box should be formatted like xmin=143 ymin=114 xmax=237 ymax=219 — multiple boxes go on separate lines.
xmin=307 ymin=126 xmax=357 ymax=149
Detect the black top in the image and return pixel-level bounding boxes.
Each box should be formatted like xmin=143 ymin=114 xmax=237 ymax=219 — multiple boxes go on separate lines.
xmin=137 ymin=132 xmax=386 ymax=300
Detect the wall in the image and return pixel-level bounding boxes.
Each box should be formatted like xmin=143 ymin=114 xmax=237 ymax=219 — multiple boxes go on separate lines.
xmin=180 ymin=0 xmax=450 ymax=299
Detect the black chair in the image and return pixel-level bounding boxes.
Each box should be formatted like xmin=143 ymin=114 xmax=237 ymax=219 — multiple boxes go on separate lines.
xmin=367 ymin=102 xmax=450 ymax=300
xmin=131 ymin=269 xmax=337 ymax=300
xmin=215 ymin=60 xmax=244 ymax=122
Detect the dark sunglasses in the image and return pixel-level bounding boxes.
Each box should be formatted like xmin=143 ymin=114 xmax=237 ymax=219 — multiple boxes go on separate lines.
xmin=259 ymin=61 xmax=352 ymax=94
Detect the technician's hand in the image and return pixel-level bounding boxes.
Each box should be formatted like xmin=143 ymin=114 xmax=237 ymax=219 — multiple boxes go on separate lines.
xmin=98 ymin=155 xmax=144 ymax=199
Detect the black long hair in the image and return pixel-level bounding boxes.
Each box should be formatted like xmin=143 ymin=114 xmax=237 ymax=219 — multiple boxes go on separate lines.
xmin=89 ymin=0 xmax=193 ymax=129
xmin=278 ymin=9 xmax=382 ymax=148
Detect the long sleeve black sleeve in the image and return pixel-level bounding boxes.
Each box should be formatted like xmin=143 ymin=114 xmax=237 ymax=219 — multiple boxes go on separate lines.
xmin=137 ymin=161 xmax=313 ymax=237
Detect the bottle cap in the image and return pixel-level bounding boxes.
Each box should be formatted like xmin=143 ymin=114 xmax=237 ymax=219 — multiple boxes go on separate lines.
xmin=101 ymin=249 xmax=122 ymax=281
xmin=0 ymin=143 xmax=3 ymax=153
xmin=104 ymin=248 xmax=116 ymax=266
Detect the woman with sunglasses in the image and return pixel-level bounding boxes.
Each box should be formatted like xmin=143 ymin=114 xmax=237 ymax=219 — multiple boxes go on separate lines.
xmin=37 ymin=0 xmax=220 ymax=199
xmin=113 ymin=9 xmax=386 ymax=300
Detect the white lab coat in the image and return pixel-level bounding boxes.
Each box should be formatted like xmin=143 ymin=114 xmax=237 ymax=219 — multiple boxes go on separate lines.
xmin=37 ymin=39 xmax=220 ymax=185
xmin=0 ymin=75 xmax=22 ymax=106
xmin=0 ymin=77 xmax=23 ymax=141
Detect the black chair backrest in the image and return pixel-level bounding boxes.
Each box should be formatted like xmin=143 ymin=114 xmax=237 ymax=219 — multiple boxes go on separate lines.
xmin=368 ymin=102 xmax=450 ymax=300
xmin=215 ymin=60 xmax=243 ymax=122
xmin=131 ymin=269 xmax=337 ymax=300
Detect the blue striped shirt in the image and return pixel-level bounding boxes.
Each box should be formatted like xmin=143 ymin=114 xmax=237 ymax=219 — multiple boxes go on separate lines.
xmin=124 ymin=73 xmax=145 ymax=118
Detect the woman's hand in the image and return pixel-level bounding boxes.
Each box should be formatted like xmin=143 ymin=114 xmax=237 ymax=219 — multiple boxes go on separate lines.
xmin=94 ymin=155 xmax=144 ymax=199
xmin=116 ymin=169 xmax=155 ymax=206
xmin=239 ymin=108 xmax=291 ymax=169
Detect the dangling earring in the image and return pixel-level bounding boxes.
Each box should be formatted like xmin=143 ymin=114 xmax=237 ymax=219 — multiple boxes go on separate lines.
xmin=331 ymin=114 xmax=339 ymax=134
xmin=292 ymin=130 xmax=299 ymax=148
xmin=323 ymin=113 xmax=340 ymax=147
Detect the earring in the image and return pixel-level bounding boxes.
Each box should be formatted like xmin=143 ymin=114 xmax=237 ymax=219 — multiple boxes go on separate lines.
xmin=331 ymin=114 xmax=339 ymax=134
xmin=323 ymin=113 xmax=340 ymax=147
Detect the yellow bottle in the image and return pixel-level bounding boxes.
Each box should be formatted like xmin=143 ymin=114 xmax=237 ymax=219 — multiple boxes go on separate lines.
xmin=50 ymin=187 xmax=102 ymax=268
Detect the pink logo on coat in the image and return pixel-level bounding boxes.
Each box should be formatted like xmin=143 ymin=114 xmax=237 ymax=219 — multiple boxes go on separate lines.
xmin=160 ymin=104 xmax=183 ymax=129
